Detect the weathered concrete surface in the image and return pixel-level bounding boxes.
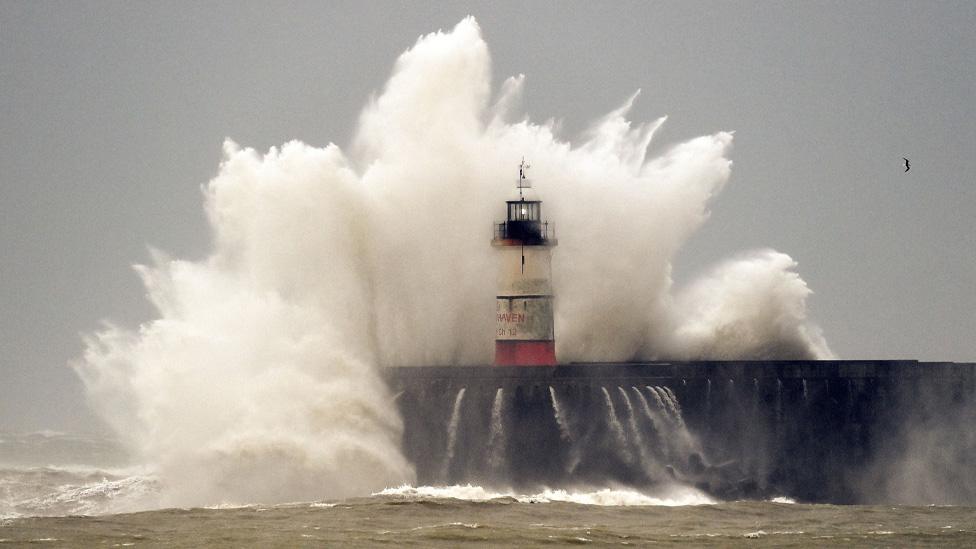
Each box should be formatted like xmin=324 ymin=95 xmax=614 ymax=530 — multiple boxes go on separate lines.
xmin=386 ymin=361 xmax=976 ymax=504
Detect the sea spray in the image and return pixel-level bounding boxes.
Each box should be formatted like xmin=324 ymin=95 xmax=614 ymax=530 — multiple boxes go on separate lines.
xmin=664 ymin=387 xmax=700 ymax=456
xmin=647 ymin=387 xmax=671 ymax=424
xmin=76 ymin=241 xmax=414 ymax=507
xmin=601 ymin=387 xmax=632 ymax=463
xmin=75 ymin=16 xmax=831 ymax=509
xmin=441 ymin=388 xmax=467 ymax=481
xmin=550 ymin=386 xmax=582 ymax=473
xmin=645 ymin=386 xmax=700 ymax=460
xmin=633 ymin=386 xmax=668 ymax=461
xmin=549 ymin=386 xmax=573 ymax=442
xmin=361 ymin=30 xmax=829 ymax=365
xmin=618 ymin=387 xmax=651 ymax=469
xmin=633 ymin=387 xmax=664 ymax=438
xmin=706 ymin=378 xmax=712 ymax=413
xmin=661 ymin=386 xmax=687 ymax=431
xmin=668 ymin=252 xmax=832 ymax=359
xmin=487 ymin=388 xmax=506 ymax=471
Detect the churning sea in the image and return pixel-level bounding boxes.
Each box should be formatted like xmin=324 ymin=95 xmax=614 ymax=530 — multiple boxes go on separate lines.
xmin=2 ymin=431 xmax=974 ymax=548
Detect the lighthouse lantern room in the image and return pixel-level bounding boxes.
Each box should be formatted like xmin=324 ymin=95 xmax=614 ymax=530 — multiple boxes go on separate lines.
xmin=492 ymin=160 xmax=557 ymax=366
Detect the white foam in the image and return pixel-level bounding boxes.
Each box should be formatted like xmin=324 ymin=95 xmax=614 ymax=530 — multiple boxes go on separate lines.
xmin=742 ymin=529 xmax=805 ymax=537
xmin=12 ymin=474 xmax=160 ymax=516
xmin=375 ymin=484 xmax=714 ymax=506
xmin=203 ymin=502 xmax=258 ymax=510
xmin=376 ymin=484 xmax=508 ymax=501
xmin=525 ymin=487 xmax=713 ymax=506
xmin=409 ymin=522 xmax=481 ymax=531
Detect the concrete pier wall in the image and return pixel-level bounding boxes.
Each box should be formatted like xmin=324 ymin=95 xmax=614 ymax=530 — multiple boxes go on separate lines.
xmin=386 ymin=361 xmax=976 ymax=503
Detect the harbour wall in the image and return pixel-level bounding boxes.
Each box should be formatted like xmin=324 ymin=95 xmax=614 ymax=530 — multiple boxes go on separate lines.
xmin=386 ymin=361 xmax=976 ymax=504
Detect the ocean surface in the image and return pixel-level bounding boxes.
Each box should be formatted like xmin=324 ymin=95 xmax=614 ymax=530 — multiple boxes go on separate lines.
xmin=3 ymin=431 xmax=975 ymax=547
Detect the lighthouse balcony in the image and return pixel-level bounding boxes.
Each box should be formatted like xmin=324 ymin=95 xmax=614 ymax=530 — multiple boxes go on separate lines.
xmin=493 ymin=220 xmax=555 ymax=245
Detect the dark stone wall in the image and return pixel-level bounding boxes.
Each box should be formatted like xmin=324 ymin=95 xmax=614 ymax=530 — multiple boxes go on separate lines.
xmin=386 ymin=361 xmax=976 ymax=504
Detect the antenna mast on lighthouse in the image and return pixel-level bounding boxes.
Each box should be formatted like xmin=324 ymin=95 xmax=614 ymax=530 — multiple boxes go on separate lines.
xmin=517 ymin=157 xmax=531 ymax=200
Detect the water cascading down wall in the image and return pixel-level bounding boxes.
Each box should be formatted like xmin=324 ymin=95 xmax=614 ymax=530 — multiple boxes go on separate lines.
xmin=387 ymin=360 xmax=976 ymax=504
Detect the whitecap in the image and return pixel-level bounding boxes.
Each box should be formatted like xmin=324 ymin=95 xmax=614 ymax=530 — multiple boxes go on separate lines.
xmin=376 ymin=484 xmax=509 ymax=501
xmin=375 ymin=484 xmax=713 ymax=506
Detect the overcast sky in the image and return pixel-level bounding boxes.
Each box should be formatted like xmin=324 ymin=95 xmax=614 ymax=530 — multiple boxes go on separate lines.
xmin=2 ymin=1 xmax=974 ymax=432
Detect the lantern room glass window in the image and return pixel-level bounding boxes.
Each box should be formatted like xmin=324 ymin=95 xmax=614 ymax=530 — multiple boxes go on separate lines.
xmin=508 ymin=201 xmax=540 ymax=222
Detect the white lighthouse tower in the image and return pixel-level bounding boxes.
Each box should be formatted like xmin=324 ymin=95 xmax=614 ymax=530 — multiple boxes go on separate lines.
xmin=492 ymin=160 xmax=558 ymax=366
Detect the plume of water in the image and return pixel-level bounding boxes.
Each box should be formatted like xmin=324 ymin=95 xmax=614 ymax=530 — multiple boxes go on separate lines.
xmin=550 ymin=385 xmax=582 ymax=473
xmin=653 ymin=386 xmax=689 ymax=443
xmin=336 ymin=17 xmax=830 ymax=368
xmin=549 ymin=386 xmax=573 ymax=442
xmin=661 ymin=386 xmax=687 ymax=431
xmin=601 ymin=387 xmax=632 ymax=463
xmin=705 ymin=378 xmax=712 ymax=413
xmin=669 ymin=252 xmax=833 ymax=359
xmin=441 ymin=388 xmax=467 ymax=481
xmin=632 ymin=387 xmax=663 ymax=437
xmin=487 ymin=388 xmax=506 ymax=471
xmin=74 ymin=16 xmax=832 ymax=508
xmin=631 ymin=387 xmax=670 ymax=457
xmin=647 ymin=386 xmax=699 ymax=459
xmin=647 ymin=386 xmax=670 ymax=421
xmin=802 ymin=379 xmax=809 ymax=405
xmin=618 ymin=387 xmax=651 ymax=468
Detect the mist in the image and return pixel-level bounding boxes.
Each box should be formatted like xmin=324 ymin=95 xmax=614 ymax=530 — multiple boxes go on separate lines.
xmin=859 ymin=375 xmax=976 ymax=504
xmin=74 ymin=17 xmax=831 ymax=507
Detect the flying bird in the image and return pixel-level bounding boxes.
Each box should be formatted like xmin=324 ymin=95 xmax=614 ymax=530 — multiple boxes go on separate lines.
xmin=903 ymin=157 xmax=910 ymax=172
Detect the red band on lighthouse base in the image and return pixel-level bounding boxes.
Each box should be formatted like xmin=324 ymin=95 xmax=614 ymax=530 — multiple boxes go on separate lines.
xmin=494 ymin=341 xmax=557 ymax=366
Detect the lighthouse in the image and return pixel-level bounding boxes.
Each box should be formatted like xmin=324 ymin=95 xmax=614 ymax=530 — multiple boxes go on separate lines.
xmin=492 ymin=160 xmax=558 ymax=366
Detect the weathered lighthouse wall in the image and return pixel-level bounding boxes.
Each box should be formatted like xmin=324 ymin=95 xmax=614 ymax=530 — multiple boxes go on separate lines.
xmin=386 ymin=361 xmax=976 ymax=504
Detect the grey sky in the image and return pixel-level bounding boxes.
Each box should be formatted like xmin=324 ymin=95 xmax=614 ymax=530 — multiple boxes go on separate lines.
xmin=2 ymin=1 xmax=974 ymax=432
